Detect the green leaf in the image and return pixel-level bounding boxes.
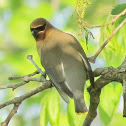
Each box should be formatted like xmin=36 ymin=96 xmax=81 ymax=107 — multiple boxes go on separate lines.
xmin=40 ymin=99 xmax=49 ymax=126
xmin=59 ymin=113 xmax=70 ymax=126
xmin=67 ymin=99 xmax=86 ymax=126
xmin=111 ymin=3 xmax=126 ymax=15
xmin=67 ymin=87 xmax=89 ymax=126
xmin=67 ymin=99 xmax=76 ymax=126
xmin=25 ymin=89 xmax=50 ymax=106
xmin=111 ymin=4 xmax=126 ymax=26
xmin=98 ymin=83 xmax=122 ymax=125
xmin=59 ymin=113 xmax=69 ymax=126
xmin=47 ymin=92 xmax=60 ymax=126
xmin=109 ymin=114 xmax=126 ymax=126
xmin=99 ymin=19 xmax=126 ymax=67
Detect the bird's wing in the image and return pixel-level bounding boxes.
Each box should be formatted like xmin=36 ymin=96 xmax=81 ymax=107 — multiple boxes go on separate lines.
xmin=70 ymin=35 xmax=94 ymax=87
xmin=44 ymin=60 xmax=73 ymax=102
xmin=54 ymin=85 xmax=70 ymax=103
xmin=79 ymin=52 xmax=94 ymax=87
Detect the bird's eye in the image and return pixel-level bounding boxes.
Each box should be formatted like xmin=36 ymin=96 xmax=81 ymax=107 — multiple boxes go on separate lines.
xmin=36 ymin=23 xmax=46 ymax=32
xmin=31 ymin=28 xmax=34 ymax=32
xmin=30 ymin=23 xmax=46 ymax=34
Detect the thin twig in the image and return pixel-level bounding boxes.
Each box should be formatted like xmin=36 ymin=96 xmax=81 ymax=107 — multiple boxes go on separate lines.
xmin=0 ymin=81 xmax=28 ymax=90
xmin=0 ymin=81 xmax=52 ymax=110
xmin=0 ymin=55 xmax=47 ymax=90
xmin=0 ymin=79 xmax=52 ymax=126
xmin=0 ymin=76 xmax=44 ymax=90
xmin=0 ymin=104 xmax=20 ymax=126
xmin=82 ymin=9 xmax=126 ymax=28
xmin=8 ymin=70 xmax=39 ymax=80
xmin=27 ymin=55 xmax=45 ymax=75
xmin=88 ymin=18 xmax=126 ymax=63
xmin=0 ymin=55 xmax=52 ymax=126
xmin=27 ymin=55 xmax=46 ymax=79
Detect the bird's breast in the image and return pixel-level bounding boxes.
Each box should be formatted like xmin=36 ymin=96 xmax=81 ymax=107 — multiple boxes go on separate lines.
xmin=37 ymin=40 xmax=61 ymax=68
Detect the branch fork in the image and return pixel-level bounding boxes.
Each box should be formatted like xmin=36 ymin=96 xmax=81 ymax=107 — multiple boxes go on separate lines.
xmin=0 ymin=55 xmax=52 ymax=126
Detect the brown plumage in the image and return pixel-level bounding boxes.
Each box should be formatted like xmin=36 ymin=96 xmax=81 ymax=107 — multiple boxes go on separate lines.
xmin=30 ymin=18 xmax=94 ymax=113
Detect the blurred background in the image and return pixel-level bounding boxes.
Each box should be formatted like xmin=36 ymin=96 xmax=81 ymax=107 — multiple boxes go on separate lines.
xmin=0 ymin=0 xmax=126 ymax=126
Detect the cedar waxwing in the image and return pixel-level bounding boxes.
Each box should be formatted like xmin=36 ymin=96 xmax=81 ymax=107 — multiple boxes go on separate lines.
xmin=30 ymin=18 xmax=94 ymax=114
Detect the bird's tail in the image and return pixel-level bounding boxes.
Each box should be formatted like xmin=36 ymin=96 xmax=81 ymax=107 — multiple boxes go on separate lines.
xmin=74 ymin=95 xmax=88 ymax=114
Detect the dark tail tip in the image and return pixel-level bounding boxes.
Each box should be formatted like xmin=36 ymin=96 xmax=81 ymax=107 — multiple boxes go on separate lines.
xmin=76 ymin=111 xmax=88 ymax=115
xmin=74 ymin=97 xmax=88 ymax=113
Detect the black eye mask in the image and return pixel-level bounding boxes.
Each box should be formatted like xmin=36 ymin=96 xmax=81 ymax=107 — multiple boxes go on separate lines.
xmin=31 ymin=23 xmax=46 ymax=33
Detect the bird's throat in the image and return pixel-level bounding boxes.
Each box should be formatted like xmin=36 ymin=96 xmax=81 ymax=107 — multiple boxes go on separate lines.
xmin=34 ymin=32 xmax=45 ymax=41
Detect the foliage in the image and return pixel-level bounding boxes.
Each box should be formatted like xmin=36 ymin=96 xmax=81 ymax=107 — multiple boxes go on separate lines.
xmin=98 ymin=83 xmax=122 ymax=125
xmin=111 ymin=3 xmax=126 ymax=26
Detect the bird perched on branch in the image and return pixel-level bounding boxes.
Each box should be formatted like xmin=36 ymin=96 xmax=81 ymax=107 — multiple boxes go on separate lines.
xmin=30 ymin=18 xmax=94 ymax=114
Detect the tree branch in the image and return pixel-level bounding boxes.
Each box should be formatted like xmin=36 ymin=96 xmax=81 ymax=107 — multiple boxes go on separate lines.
xmin=1 ymin=55 xmax=126 ymax=126
xmin=0 ymin=81 xmax=52 ymax=110
xmin=8 ymin=70 xmax=39 ymax=80
xmin=1 ymin=104 xmax=20 ymax=126
xmin=0 ymin=55 xmax=52 ymax=126
xmin=0 ymin=80 xmax=52 ymax=126
xmin=0 ymin=75 xmax=46 ymax=90
xmin=83 ymin=57 xmax=126 ymax=126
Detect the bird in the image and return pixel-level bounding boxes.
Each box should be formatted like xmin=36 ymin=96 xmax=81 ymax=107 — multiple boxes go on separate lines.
xmin=30 ymin=18 xmax=94 ymax=114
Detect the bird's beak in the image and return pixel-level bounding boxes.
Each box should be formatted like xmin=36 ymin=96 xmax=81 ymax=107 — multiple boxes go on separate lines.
xmin=31 ymin=29 xmax=38 ymax=35
xmin=31 ymin=30 xmax=35 ymax=35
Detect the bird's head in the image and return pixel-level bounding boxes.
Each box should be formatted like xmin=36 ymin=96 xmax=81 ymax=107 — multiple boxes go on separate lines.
xmin=30 ymin=18 xmax=53 ymax=40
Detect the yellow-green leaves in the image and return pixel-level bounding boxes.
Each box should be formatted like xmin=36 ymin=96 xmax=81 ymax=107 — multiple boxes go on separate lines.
xmin=111 ymin=4 xmax=126 ymax=26
xmin=40 ymin=99 xmax=48 ymax=126
xmin=67 ymin=99 xmax=85 ymax=126
xmin=40 ymin=91 xmax=60 ymax=126
xmin=47 ymin=92 xmax=60 ymax=126
xmin=99 ymin=19 xmax=126 ymax=67
xmin=98 ymin=83 xmax=122 ymax=125
xmin=40 ymin=90 xmax=89 ymax=126
xmin=59 ymin=113 xmax=70 ymax=126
